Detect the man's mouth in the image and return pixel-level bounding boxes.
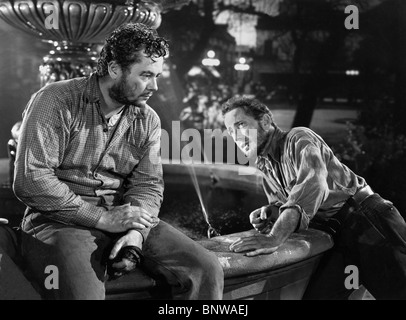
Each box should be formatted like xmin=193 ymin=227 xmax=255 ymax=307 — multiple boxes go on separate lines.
xmin=240 ymin=142 xmax=250 ymax=153
xmin=141 ymin=92 xmax=153 ymax=98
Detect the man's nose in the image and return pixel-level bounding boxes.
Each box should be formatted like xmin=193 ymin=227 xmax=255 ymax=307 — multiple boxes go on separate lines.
xmin=233 ymin=130 xmax=246 ymax=142
xmin=148 ymin=77 xmax=158 ymax=91
xmin=228 ymin=129 xmax=238 ymax=141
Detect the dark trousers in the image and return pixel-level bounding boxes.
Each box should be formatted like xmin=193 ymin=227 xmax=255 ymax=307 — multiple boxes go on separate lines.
xmin=303 ymin=194 xmax=406 ymax=300
xmin=20 ymin=213 xmax=224 ymax=300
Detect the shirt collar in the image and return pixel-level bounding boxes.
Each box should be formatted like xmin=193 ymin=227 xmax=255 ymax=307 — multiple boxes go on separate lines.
xmin=83 ymin=72 xmax=145 ymax=120
xmin=83 ymin=72 xmax=100 ymax=104
xmin=258 ymin=126 xmax=288 ymax=164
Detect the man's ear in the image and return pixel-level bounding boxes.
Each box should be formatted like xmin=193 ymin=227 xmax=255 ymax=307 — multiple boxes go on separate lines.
xmin=260 ymin=114 xmax=273 ymax=130
xmin=108 ymin=61 xmax=121 ymax=80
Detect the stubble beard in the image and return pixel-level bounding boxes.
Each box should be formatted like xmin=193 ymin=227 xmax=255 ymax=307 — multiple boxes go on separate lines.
xmin=256 ymin=127 xmax=271 ymax=156
xmin=109 ymin=74 xmax=144 ymax=107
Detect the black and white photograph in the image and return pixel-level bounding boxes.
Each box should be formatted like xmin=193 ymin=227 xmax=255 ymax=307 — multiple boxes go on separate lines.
xmin=0 ymin=0 xmax=405 ymax=308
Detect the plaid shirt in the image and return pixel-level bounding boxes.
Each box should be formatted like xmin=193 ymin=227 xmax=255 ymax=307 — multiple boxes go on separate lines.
xmin=256 ymin=126 xmax=366 ymax=230
xmin=13 ymin=73 xmax=163 ymax=241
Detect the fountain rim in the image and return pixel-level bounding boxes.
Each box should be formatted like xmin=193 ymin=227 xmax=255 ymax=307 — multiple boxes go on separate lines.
xmin=161 ymin=159 xmax=262 ymax=176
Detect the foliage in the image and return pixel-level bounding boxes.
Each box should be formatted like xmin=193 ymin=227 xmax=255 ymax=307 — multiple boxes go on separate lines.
xmin=333 ymin=100 xmax=406 ymax=215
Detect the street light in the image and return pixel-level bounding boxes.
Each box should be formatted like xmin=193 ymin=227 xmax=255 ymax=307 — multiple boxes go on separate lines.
xmin=202 ymin=50 xmax=220 ymax=67
xmin=234 ymin=57 xmax=250 ymax=71
xmin=346 ymin=70 xmax=360 ymax=76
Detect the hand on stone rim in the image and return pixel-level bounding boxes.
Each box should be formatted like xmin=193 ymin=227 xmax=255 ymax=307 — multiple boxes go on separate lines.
xmin=229 ymin=233 xmax=279 ymax=257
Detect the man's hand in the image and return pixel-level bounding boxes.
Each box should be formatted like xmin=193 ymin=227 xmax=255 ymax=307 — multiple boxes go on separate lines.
xmin=229 ymin=234 xmax=280 ymax=257
xmin=108 ymin=230 xmax=143 ymax=279
xmin=250 ymin=205 xmax=278 ymax=234
xmin=96 ymin=203 xmax=154 ymax=233
xmin=110 ymin=229 xmax=143 ymax=260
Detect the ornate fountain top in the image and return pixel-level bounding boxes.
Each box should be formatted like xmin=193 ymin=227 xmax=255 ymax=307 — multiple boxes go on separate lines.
xmin=0 ymin=0 xmax=190 ymax=43
xmin=0 ymin=0 xmax=190 ymax=87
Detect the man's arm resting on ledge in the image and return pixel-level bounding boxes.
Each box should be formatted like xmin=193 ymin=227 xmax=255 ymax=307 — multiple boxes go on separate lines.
xmin=230 ymin=208 xmax=301 ymax=257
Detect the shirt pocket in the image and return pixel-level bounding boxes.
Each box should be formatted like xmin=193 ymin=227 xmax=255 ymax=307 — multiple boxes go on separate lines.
xmin=108 ymin=141 xmax=143 ymax=176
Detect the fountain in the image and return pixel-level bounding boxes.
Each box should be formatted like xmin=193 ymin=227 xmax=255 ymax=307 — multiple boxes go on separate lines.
xmin=157 ymin=162 xmax=334 ymax=300
xmin=0 ymin=0 xmax=334 ymax=300
xmin=0 ymin=0 xmax=170 ymax=84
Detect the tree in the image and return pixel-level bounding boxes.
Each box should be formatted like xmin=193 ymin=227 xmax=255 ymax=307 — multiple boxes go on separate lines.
xmin=160 ymin=0 xmax=216 ymax=80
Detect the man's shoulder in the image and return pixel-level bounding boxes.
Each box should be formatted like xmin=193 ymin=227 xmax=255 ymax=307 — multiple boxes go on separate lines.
xmin=37 ymin=77 xmax=88 ymax=97
xmin=287 ymin=127 xmax=321 ymax=141
xmin=283 ymin=127 xmax=327 ymax=152
xmin=142 ymin=104 xmax=161 ymax=123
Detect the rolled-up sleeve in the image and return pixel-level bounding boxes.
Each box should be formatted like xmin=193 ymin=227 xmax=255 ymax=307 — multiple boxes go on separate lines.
xmin=281 ymin=136 xmax=329 ymax=230
xmin=13 ymin=88 xmax=105 ymax=227
xmin=123 ymin=112 xmax=164 ymax=241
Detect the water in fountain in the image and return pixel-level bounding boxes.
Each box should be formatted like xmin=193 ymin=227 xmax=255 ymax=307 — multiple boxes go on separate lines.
xmin=187 ymin=164 xmax=220 ymax=238
xmin=149 ymin=85 xmax=220 ymax=238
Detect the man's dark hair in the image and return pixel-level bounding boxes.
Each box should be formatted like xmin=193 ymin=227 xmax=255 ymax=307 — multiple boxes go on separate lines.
xmin=222 ymin=95 xmax=275 ymax=123
xmin=97 ymin=22 xmax=169 ymax=77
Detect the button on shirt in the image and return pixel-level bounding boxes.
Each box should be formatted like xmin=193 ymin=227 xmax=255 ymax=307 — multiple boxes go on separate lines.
xmin=13 ymin=73 xmax=163 ymax=241
xmin=256 ymin=126 xmax=366 ymax=230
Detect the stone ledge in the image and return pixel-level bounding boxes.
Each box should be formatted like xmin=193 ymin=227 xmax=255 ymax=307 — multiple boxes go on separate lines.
xmin=199 ymin=228 xmax=333 ymax=278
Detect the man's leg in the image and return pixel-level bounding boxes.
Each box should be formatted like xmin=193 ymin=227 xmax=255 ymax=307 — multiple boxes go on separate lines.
xmin=0 ymin=226 xmax=41 ymax=299
xmin=142 ymin=220 xmax=224 ymax=300
xmin=345 ymin=195 xmax=406 ymax=300
xmin=21 ymin=213 xmax=112 ymax=300
xmin=302 ymin=245 xmax=354 ymax=300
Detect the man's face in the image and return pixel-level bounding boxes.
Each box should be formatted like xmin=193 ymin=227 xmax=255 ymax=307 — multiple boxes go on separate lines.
xmin=224 ymin=107 xmax=269 ymax=159
xmin=109 ymin=53 xmax=164 ymax=107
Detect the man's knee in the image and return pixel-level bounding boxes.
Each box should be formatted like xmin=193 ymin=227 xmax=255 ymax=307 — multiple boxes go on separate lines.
xmin=182 ymin=247 xmax=224 ymax=289
xmin=202 ymin=250 xmax=224 ymax=282
xmin=22 ymin=226 xmax=109 ymax=299
xmin=169 ymin=248 xmax=223 ymax=300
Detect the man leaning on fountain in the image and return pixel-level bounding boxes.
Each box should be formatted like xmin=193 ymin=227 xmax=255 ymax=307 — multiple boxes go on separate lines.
xmin=222 ymin=95 xmax=406 ymax=300
xmin=13 ymin=22 xmax=224 ymax=300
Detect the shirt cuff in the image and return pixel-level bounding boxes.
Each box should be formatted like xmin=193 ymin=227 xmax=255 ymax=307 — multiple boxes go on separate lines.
xmin=280 ymin=203 xmax=309 ymax=231
xmin=71 ymin=200 xmax=105 ymax=228
xmin=137 ymin=228 xmax=150 ymax=244
xmin=126 ymin=202 xmax=160 ymax=243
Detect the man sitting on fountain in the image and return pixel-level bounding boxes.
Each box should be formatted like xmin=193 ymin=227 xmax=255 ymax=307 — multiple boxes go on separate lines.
xmin=13 ymin=22 xmax=223 ymax=300
xmin=222 ymin=95 xmax=406 ymax=300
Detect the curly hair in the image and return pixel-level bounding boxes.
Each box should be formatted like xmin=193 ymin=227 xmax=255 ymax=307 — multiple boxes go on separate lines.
xmin=221 ymin=95 xmax=275 ymax=123
xmin=97 ymin=22 xmax=169 ymax=77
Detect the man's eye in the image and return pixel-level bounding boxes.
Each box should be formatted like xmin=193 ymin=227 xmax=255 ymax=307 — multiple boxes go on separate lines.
xmin=237 ymin=123 xmax=246 ymax=129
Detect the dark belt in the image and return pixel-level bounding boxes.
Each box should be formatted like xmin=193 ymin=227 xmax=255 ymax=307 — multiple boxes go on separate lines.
xmin=352 ymin=185 xmax=374 ymax=206
xmin=310 ymin=185 xmax=375 ymax=237
xmin=335 ymin=185 xmax=374 ymax=224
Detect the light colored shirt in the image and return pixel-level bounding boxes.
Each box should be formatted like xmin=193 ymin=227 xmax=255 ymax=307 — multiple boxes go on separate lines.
xmin=13 ymin=73 xmax=163 ymax=241
xmin=256 ymin=126 xmax=366 ymax=230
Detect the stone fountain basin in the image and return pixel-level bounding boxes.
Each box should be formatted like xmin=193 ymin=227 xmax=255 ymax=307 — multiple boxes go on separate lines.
xmin=199 ymin=229 xmax=332 ymax=299
xmin=160 ymin=162 xmax=334 ymax=300
xmin=0 ymin=162 xmax=334 ymax=300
